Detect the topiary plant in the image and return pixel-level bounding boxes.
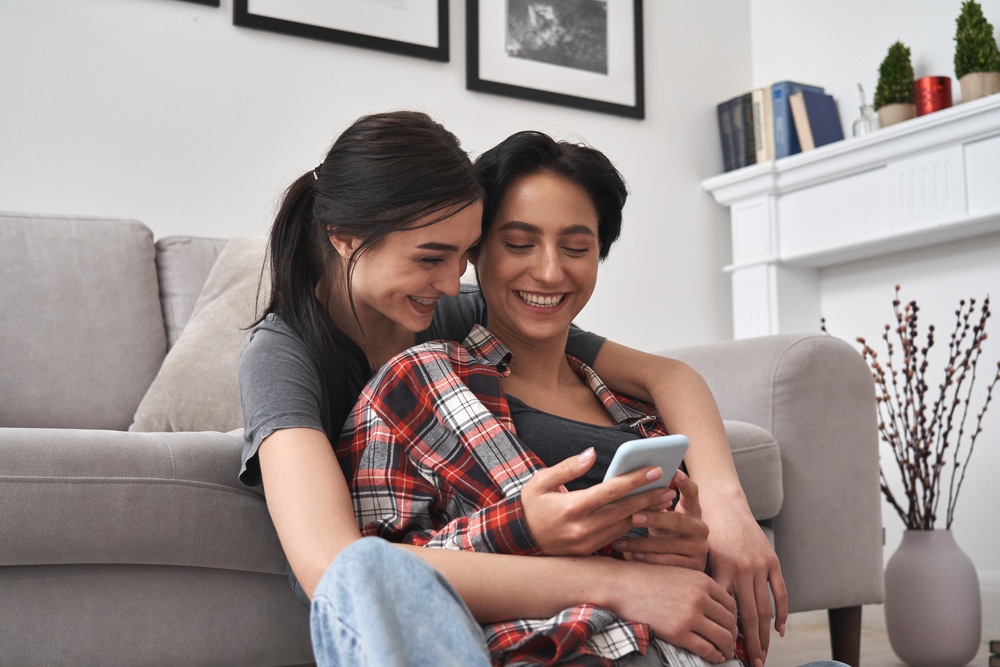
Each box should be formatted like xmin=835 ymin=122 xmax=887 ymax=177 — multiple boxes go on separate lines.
xmin=874 ymin=41 xmax=916 ymax=110
xmin=954 ymin=0 xmax=1000 ymax=79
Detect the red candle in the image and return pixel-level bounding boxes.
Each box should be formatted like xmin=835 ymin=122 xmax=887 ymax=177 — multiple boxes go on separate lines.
xmin=915 ymin=76 xmax=953 ymax=116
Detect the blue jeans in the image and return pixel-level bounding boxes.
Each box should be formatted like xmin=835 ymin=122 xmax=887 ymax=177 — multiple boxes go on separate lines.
xmin=310 ymin=538 xmax=850 ymax=667
xmin=310 ymin=537 xmax=491 ymax=667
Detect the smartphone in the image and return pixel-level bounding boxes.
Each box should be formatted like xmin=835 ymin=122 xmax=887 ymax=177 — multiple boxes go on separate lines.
xmin=602 ymin=434 xmax=690 ymax=497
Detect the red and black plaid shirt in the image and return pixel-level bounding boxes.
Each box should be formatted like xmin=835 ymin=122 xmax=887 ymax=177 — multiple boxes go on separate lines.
xmin=337 ymin=325 xmax=746 ymax=666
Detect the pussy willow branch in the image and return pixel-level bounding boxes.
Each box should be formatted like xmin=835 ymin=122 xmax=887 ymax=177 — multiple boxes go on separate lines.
xmin=936 ymin=302 xmax=977 ymax=523
xmin=856 ymin=287 xmax=997 ymax=530
xmin=945 ymin=297 xmax=999 ymax=527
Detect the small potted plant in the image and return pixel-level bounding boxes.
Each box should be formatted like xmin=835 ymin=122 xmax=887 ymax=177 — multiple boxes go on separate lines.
xmin=954 ymin=0 xmax=1000 ymax=102
xmin=874 ymin=41 xmax=916 ymax=127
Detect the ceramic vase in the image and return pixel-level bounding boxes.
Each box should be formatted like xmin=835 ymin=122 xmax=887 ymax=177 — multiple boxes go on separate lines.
xmin=884 ymin=530 xmax=981 ymax=667
xmin=959 ymin=71 xmax=1000 ymax=102
xmin=876 ymin=102 xmax=916 ymax=128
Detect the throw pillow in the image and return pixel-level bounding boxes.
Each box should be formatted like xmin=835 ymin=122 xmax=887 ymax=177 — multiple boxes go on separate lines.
xmin=130 ymin=236 xmax=269 ymax=433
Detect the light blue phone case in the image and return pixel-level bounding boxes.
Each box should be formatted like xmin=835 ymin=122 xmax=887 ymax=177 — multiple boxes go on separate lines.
xmin=602 ymin=434 xmax=689 ymax=496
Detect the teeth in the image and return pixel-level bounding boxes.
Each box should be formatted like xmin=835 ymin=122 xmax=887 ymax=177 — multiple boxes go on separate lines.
xmin=411 ymin=297 xmax=435 ymax=305
xmin=517 ymin=291 xmax=563 ymax=308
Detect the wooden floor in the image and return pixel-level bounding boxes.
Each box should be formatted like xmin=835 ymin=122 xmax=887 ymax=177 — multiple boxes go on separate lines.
xmin=765 ymin=611 xmax=992 ymax=667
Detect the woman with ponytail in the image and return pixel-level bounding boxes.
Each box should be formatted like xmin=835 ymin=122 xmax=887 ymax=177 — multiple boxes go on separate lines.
xmin=239 ymin=113 xmax=785 ymax=666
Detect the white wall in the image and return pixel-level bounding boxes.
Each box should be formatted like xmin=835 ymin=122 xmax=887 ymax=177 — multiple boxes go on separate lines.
xmin=0 ymin=0 xmax=752 ymax=351
xmin=750 ymin=0 xmax=1000 ymax=631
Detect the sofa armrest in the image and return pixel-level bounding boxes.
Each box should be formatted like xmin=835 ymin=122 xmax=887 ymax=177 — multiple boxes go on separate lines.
xmin=0 ymin=428 xmax=285 ymax=575
xmin=663 ymin=334 xmax=884 ymax=613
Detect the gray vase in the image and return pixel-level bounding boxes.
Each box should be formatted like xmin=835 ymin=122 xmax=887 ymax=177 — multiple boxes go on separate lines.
xmin=884 ymin=529 xmax=981 ymax=667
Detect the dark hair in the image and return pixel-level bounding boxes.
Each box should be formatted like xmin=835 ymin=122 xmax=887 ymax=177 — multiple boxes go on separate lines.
xmin=258 ymin=111 xmax=483 ymax=437
xmin=473 ymin=130 xmax=627 ymax=260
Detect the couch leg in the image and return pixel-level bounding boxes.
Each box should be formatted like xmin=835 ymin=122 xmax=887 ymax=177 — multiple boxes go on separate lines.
xmin=828 ymin=605 xmax=861 ymax=666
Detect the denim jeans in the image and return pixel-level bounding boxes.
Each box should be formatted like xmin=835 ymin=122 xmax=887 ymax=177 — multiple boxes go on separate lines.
xmin=310 ymin=537 xmax=491 ymax=667
xmin=310 ymin=538 xmax=850 ymax=667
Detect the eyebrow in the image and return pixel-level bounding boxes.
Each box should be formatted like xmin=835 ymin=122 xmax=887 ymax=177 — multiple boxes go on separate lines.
xmin=497 ymin=220 xmax=596 ymax=237
xmin=416 ymin=242 xmax=462 ymax=252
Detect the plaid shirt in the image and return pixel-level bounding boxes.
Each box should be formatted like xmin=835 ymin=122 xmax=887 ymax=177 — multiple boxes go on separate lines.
xmin=337 ymin=325 xmax=745 ymax=666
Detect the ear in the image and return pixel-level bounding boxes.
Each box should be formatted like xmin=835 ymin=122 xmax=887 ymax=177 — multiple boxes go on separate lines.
xmin=328 ymin=231 xmax=361 ymax=261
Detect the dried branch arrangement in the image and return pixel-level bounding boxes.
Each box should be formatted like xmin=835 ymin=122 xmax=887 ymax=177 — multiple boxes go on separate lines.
xmin=855 ymin=286 xmax=999 ymax=530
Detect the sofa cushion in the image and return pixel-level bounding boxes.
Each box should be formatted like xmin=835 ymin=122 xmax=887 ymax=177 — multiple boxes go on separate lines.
xmin=1 ymin=564 xmax=311 ymax=666
xmin=0 ymin=427 xmax=283 ymax=574
xmin=155 ymin=236 xmax=228 ymax=349
xmin=131 ymin=237 xmax=268 ymax=433
xmin=0 ymin=213 xmax=168 ymax=430
xmin=723 ymin=419 xmax=782 ymax=520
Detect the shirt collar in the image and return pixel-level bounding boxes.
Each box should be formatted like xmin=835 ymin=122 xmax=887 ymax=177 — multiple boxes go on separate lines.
xmin=465 ymin=324 xmax=656 ymax=429
xmin=464 ymin=324 xmax=513 ymax=374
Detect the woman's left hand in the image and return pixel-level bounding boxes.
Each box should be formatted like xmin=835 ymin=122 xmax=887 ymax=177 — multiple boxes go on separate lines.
xmin=611 ymin=469 xmax=710 ymax=571
xmin=704 ymin=503 xmax=788 ymax=667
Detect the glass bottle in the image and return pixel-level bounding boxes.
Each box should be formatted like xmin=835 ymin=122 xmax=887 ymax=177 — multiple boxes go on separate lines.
xmin=852 ymin=83 xmax=878 ymax=137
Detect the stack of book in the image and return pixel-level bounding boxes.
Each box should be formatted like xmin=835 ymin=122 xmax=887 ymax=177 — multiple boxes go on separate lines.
xmin=990 ymin=638 xmax=999 ymax=667
xmin=716 ymin=81 xmax=845 ymax=172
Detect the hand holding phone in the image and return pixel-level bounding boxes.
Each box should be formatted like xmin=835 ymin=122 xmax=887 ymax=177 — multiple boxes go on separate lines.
xmin=603 ymin=434 xmax=689 ymax=497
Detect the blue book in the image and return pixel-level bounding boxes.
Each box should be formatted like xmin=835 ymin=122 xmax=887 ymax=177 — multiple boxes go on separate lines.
xmin=716 ymin=99 xmax=735 ymax=172
xmin=728 ymin=96 xmax=746 ymax=169
xmin=771 ymin=81 xmax=825 ymax=158
xmin=739 ymin=92 xmax=757 ymax=167
xmin=789 ymin=90 xmax=844 ymax=151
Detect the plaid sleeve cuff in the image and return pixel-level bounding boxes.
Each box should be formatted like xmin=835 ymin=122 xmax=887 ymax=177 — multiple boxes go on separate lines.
xmin=412 ymin=494 xmax=543 ymax=556
xmin=476 ymin=494 xmax=542 ymax=556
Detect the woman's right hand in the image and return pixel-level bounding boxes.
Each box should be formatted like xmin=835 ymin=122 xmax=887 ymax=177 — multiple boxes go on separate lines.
xmin=612 ymin=469 xmax=711 ymax=571
xmin=600 ymin=559 xmax=739 ymax=663
xmin=519 ymin=447 xmax=675 ymax=556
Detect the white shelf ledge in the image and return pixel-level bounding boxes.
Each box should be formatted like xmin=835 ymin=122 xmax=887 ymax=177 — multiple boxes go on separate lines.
xmin=701 ymin=93 xmax=1000 ymax=339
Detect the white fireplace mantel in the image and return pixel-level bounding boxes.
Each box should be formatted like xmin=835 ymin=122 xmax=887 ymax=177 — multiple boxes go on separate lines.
xmin=701 ymin=93 xmax=1000 ymax=339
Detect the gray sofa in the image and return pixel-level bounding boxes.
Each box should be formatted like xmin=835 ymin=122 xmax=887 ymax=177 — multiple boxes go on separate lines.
xmin=0 ymin=213 xmax=884 ymax=666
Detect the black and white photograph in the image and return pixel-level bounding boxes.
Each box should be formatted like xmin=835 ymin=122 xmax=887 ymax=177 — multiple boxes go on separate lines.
xmin=467 ymin=0 xmax=643 ymax=118
xmin=506 ymin=0 xmax=608 ymax=74
xmin=233 ymin=0 xmax=449 ymax=62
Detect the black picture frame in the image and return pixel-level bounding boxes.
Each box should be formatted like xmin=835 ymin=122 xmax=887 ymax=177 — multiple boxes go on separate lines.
xmin=466 ymin=0 xmax=644 ymax=119
xmin=233 ymin=0 xmax=449 ymax=62
xmin=177 ymin=0 xmax=220 ymax=6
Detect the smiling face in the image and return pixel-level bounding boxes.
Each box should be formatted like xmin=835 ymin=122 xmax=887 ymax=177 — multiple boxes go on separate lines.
xmin=340 ymin=201 xmax=483 ymax=335
xmin=473 ymin=171 xmax=600 ymax=347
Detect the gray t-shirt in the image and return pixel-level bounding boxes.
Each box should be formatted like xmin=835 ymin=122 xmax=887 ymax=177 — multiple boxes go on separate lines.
xmin=238 ymin=284 xmax=605 ymax=486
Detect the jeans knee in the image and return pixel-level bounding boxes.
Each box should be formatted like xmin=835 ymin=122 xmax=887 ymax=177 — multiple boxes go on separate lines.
xmin=314 ymin=537 xmax=397 ymax=601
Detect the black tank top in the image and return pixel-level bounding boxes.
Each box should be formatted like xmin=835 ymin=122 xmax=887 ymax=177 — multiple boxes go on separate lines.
xmin=506 ymin=394 xmax=644 ymax=492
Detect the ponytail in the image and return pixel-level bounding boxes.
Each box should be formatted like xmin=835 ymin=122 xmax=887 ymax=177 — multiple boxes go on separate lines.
xmin=256 ymin=171 xmax=371 ymax=438
xmin=256 ymin=111 xmax=481 ymax=438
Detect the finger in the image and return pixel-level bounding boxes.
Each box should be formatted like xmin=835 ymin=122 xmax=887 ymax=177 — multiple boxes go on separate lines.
xmin=678 ymin=632 xmax=732 ymax=664
xmin=533 ymin=447 xmax=598 ymax=492
xmin=614 ymin=531 xmax=699 ymax=553
xmin=599 ymin=464 xmax=665 ymax=498
xmin=753 ymin=572 xmax=774 ymax=657
xmin=623 ymin=531 xmax=695 ymax=557
xmin=671 ymin=468 xmax=697 ymax=499
xmin=708 ymin=578 xmax=738 ymax=617
xmin=642 ymin=509 xmax=708 ymax=539
xmin=629 ymin=552 xmax=702 ymax=568
xmin=578 ymin=470 xmax=673 ymax=516
xmin=770 ymin=564 xmax=789 ymax=637
xmin=734 ymin=580 xmax=762 ymax=667
xmin=700 ymin=593 xmax=741 ymax=657
xmin=671 ymin=469 xmax=702 ymax=519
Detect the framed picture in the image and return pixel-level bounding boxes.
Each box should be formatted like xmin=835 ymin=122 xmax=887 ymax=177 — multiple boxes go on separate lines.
xmin=233 ymin=0 xmax=449 ymax=62
xmin=176 ymin=0 xmax=220 ymax=6
xmin=466 ymin=0 xmax=644 ymax=119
